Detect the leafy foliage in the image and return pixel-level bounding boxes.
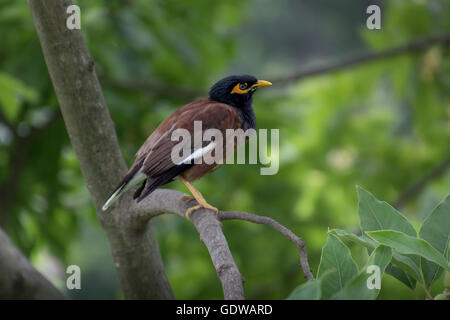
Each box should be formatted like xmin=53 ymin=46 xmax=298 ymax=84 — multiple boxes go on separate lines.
xmin=333 ymin=245 xmax=392 ymax=300
xmin=419 ymin=195 xmax=450 ymax=287
xmin=287 ymin=279 xmax=321 ymax=300
xmin=289 ymin=187 xmax=449 ymax=300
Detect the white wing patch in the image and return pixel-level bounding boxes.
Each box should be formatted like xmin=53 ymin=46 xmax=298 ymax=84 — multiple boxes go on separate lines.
xmin=178 ymin=142 xmax=216 ymax=165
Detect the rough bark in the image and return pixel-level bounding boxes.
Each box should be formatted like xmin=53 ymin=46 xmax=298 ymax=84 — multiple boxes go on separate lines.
xmin=0 ymin=228 xmax=66 ymax=299
xmin=27 ymin=0 xmax=173 ymax=299
xmin=135 ymin=191 xmax=246 ymax=299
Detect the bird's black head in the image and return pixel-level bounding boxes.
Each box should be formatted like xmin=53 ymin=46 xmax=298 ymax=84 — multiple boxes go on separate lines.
xmin=209 ymin=75 xmax=272 ymax=108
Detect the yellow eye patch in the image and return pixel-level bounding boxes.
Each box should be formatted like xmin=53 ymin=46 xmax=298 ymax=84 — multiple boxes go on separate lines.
xmin=231 ymin=83 xmax=249 ymax=94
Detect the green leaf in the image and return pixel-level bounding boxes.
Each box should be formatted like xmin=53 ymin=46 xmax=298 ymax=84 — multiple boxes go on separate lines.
xmin=330 ymin=228 xmax=421 ymax=284
xmin=389 ymin=252 xmax=422 ymax=283
xmin=366 ymin=230 xmax=449 ymax=270
xmin=385 ymin=264 xmax=417 ymax=289
xmin=0 ymin=72 xmax=37 ymax=121
xmin=357 ymin=186 xmax=416 ymax=236
xmin=287 ymin=279 xmax=321 ymax=300
xmin=419 ymin=195 xmax=450 ymax=287
xmin=330 ymin=228 xmax=376 ymax=250
xmin=334 ymin=245 xmax=392 ymax=300
xmin=356 ymin=187 xmax=424 ymax=285
xmin=317 ymin=233 xmax=358 ymax=299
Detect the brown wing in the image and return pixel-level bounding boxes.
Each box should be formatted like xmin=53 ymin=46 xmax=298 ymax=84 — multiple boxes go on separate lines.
xmin=139 ymin=99 xmax=242 ymax=178
xmin=105 ymin=99 xmax=243 ymax=205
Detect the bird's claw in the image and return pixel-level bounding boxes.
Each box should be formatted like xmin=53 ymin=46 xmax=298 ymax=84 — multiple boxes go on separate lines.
xmin=178 ymin=195 xmax=195 ymax=207
xmin=185 ymin=203 xmax=219 ymax=220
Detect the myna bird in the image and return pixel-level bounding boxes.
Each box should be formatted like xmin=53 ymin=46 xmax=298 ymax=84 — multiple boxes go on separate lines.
xmin=102 ymin=75 xmax=272 ymax=217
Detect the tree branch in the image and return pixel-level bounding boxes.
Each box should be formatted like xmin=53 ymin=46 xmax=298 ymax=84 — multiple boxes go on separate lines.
xmin=0 ymin=227 xmax=66 ymax=299
xmin=218 ymin=211 xmax=314 ymax=280
xmin=133 ymin=189 xmax=314 ymax=298
xmin=103 ymin=33 xmax=450 ymax=99
xmin=0 ymin=107 xmax=18 ymax=138
xmin=394 ymin=155 xmax=450 ymax=208
xmin=0 ymin=136 xmax=30 ymax=226
xmin=0 ymin=111 xmax=59 ymax=226
xmin=273 ymin=33 xmax=450 ymax=84
xmin=101 ymin=76 xmax=205 ymax=101
xmin=133 ymin=189 xmax=245 ymax=299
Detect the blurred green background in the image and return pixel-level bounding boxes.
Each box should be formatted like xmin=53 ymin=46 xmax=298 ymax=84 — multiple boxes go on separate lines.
xmin=0 ymin=0 xmax=449 ymax=299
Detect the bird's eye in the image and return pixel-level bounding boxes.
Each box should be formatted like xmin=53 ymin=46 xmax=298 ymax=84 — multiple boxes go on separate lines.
xmin=230 ymin=82 xmax=250 ymax=94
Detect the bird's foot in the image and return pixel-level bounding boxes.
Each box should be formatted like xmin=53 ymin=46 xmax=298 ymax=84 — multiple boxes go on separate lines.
xmin=178 ymin=195 xmax=195 ymax=207
xmin=185 ymin=203 xmax=219 ymax=220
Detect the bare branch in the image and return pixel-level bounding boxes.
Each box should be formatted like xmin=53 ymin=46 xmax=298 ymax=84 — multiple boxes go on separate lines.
xmin=104 ymin=33 xmax=450 ymax=99
xmin=101 ymin=76 xmax=205 ymax=101
xmin=0 ymin=111 xmax=59 ymax=226
xmin=0 ymin=107 xmax=17 ymax=138
xmin=0 ymin=228 xmax=66 ymax=299
xmin=133 ymin=188 xmax=314 ymax=298
xmin=133 ymin=189 xmax=245 ymax=299
xmin=394 ymin=155 xmax=450 ymax=208
xmin=273 ymin=33 xmax=450 ymax=84
xmin=0 ymin=137 xmax=30 ymax=226
xmin=218 ymin=211 xmax=314 ymax=280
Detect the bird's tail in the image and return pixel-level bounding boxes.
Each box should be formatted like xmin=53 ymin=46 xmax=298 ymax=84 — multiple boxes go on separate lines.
xmin=102 ymin=162 xmax=146 ymax=211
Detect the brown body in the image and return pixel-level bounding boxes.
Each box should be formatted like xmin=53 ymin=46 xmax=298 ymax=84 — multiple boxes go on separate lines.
xmin=124 ymin=99 xmax=243 ymax=201
xmin=135 ymin=98 xmax=242 ymax=179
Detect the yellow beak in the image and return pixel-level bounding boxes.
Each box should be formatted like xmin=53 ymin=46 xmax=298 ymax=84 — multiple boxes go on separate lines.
xmin=253 ymin=80 xmax=272 ymax=88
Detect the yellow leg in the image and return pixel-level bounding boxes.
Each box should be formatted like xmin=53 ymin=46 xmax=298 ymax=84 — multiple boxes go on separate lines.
xmin=178 ymin=176 xmax=218 ymax=219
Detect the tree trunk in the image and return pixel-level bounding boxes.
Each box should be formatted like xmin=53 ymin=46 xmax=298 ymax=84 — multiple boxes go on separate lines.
xmin=27 ymin=0 xmax=174 ymax=299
